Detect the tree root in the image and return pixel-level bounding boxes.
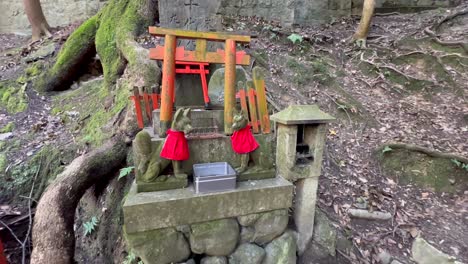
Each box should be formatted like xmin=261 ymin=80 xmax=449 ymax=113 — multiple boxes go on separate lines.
xmin=423 ymin=7 xmax=468 ymax=54
xmin=377 ymin=143 xmax=468 ymax=164
xmin=348 ymin=209 xmax=392 ymax=221
xmin=30 ymin=135 xmax=128 ymax=264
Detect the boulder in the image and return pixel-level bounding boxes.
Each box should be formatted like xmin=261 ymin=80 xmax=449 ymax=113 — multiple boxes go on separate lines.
xmin=200 ymin=256 xmax=228 ymax=264
xmin=238 ymin=213 xmax=261 ymax=227
xmin=207 ymin=67 xmax=248 ymax=106
xmin=412 ymin=236 xmax=462 ymax=264
xmin=253 ymin=209 xmax=289 ymax=245
xmin=262 ymin=231 xmax=297 ymax=264
xmin=190 ymin=218 xmax=239 ymax=256
xmin=124 ymin=227 xmax=190 ymax=264
xmin=312 ymin=209 xmax=336 ymax=257
xmin=240 ymin=226 xmax=255 ymax=243
xmin=229 ymin=243 xmax=266 ymax=264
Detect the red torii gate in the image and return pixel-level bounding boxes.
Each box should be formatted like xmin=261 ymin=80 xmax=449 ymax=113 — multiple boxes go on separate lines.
xmin=148 ymin=27 xmax=251 ymax=137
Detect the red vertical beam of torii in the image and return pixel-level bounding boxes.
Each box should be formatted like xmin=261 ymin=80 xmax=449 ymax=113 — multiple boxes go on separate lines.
xmin=224 ymin=39 xmax=236 ymax=135
xmin=159 ymin=34 xmax=177 ymax=137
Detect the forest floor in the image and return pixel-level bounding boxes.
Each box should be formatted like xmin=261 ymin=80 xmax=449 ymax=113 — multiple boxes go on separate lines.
xmin=0 ymin=4 xmax=467 ymax=264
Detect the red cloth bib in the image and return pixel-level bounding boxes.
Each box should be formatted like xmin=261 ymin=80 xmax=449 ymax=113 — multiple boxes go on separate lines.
xmin=231 ymin=125 xmax=259 ymax=154
xmin=160 ymin=129 xmax=190 ymax=161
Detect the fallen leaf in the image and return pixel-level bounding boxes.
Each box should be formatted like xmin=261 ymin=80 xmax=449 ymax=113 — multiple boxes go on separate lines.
xmin=409 ymin=227 xmax=419 ymax=238
xmin=329 ymin=129 xmax=337 ymax=136
xmin=421 ymin=192 xmax=430 ymax=199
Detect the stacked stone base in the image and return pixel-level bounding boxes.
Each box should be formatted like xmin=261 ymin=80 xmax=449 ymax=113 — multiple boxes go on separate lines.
xmin=124 ymin=177 xmax=295 ymax=264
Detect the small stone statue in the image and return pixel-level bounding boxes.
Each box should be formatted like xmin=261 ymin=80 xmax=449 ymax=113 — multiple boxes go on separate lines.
xmin=135 ymin=108 xmax=192 ymax=182
xmin=231 ymin=109 xmax=259 ymax=173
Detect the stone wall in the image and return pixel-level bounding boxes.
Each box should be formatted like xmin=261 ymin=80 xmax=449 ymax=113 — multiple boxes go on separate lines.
xmin=0 ymin=0 xmax=106 ymax=34
xmin=1 ymin=0 xmax=460 ymax=35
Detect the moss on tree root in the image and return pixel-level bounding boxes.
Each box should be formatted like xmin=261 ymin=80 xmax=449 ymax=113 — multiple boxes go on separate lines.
xmin=38 ymin=0 xmax=160 ymax=92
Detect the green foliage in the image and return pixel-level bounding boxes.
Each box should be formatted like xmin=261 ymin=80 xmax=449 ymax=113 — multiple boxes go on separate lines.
xmin=83 ymin=216 xmax=99 ymax=236
xmin=287 ymin=33 xmax=303 ymax=44
xmin=119 ymin=166 xmax=135 ymax=180
xmin=25 ymin=62 xmax=43 ymax=77
xmin=123 ymin=252 xmax=143 ymax=264
xmin=382 ymin=146 xmax=393 ymax=154
xmin=0 ymin=122 xmax=15 ymax=133
xmin=0 ymin=154 xmax=7 ymax=173
xmin=451 ymin=159 xmax=468 ymax=171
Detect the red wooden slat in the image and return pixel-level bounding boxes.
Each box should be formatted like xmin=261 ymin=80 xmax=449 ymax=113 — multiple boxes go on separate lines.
xmin=247 ymin=88 xmax=259 ymax=133
xmin=132 ymin=87 xmax=144 ymax=128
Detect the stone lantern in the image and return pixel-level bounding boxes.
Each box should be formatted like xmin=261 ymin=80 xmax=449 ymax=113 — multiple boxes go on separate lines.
xmin=271 ymin=105 xmax=335 ymax=254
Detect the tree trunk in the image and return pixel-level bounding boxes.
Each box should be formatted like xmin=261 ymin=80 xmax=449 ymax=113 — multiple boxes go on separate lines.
xmin=30 ymin=136 xmax=128 ymax=264
xmin=23 ymin=0 xmax=52 ymax=41
xmin=353 ymin=0 xmax=375 ymax=47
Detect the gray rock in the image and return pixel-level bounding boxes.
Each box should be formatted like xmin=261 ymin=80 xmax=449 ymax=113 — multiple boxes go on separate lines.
xmin=180 ymin=259 xmax=196 ymax=264
xmin=253 ymin=209 xmax=289 ymax=245
xmin=238 ymin=213 xmax=261 ymax=227
xmin=390 ymin=260 xmax=403 ymax=264
xmin=377 ymin=250 xmax=392 ymax=264
xmin=200 ymin=256 xmax=228 ymax=264
xmin=0 ymin=132 xmax=13 ymax=141
xmin=262 ymin=231 xmax=297 ymax=264
xmin=240 ymin=226 xmax=255 ymax=243
xmin=412 ymin=236 xmax=462 ymax=264
xmin=24 ymin=43 xmax=55 ymax=62
xmin=312 ymin=209 xmax=337 ymax=257
xmin=190 ymin=218 xmax=239 ymax=256
xmin=125 ymin=227 xmax=190 ymax=264
xmin=229 ymin=243 xmax=266 ymax=264
xmin=207 ymin=67 xmax=248 ymax=106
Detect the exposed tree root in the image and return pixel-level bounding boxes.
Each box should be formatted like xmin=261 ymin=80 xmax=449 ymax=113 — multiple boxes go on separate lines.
xmin=423 ymin=7 xmax=468 ymax=54
xmin=377 ymin=143 xmax=468 ymax=164
xmin=30 ymin=135 xmax=128 ymax=264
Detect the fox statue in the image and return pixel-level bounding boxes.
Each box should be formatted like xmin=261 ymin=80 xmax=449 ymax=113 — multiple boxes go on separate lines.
xmin=134 ymin=108 xmax=192 ymax=182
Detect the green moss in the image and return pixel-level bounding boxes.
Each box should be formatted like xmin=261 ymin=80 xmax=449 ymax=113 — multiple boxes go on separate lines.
xmin=0 ymin=122 xmax=15 ymax=133
xmin=25 ymin=62 xmax=44 ymax=77
xmin=286 ymin=57 xmax=331 ymax=86
xmin=53 ymin=15 xmax=99 ymax=76
xmin=0 ymin=153 xmax=7 ymax=173
xmin=378 ymin=149 xmax=468 ymax=193
xmin=0 ymin=82 xmax=28 ymax=114
xmin=51 ymin=107 xmax=62 ymax=115
xmin=16 ymin=75 xmax=28 ymax=84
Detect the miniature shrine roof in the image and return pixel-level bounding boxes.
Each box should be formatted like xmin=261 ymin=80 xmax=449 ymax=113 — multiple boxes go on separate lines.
xmin=270 ymin=105 xmax=335 ymax=125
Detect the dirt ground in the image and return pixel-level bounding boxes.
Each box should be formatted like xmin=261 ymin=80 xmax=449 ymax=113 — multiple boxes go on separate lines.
xmin=0 ymin=4 xmax=467 ymax=264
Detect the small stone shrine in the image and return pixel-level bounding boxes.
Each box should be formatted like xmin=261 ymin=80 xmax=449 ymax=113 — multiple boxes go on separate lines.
xmin=123 ymin=27 xmax=334 ymax=264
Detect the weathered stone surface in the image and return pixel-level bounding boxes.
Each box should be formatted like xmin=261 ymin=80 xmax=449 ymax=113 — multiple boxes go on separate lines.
xmin=200 ymin=256 xmax=228 ymax=264
xmin=271 ymin=105 xmax=335 ymax=125
xmin=23 ymin=43 xmax=56 ymax=62
xmin=294 ymin=178 xmax=319 ymax=254
xmin=136 ymin=173 xmax=188 ymax=192
xmin=253 ymin=209 xmax=289 ymax=245
xmin=412 ymin=237 xmax=463 ymax=264
xmin=238 ymin=213 xmax=261 ymax=227
xmin=190 ymin=218 xmax=239 ymax=256
xmin=0 ymin=132 xmax=13 ymax=141
xmin=229 ymin=243 xmax=266 ymax=264
xmin=124 ymin=227 xmax=190 ymax=264
xmin=312 ymin=208 xmax=336 ymax=257
xmin=240 ymin=226 xmax=255 ymax=243
xmin=207 ymin=67 xmax=248 ymax=106
xmin=124 ymin=177 xmax=292 ymax=233
xmin=262 ymin=231 xmax=297 ymax=264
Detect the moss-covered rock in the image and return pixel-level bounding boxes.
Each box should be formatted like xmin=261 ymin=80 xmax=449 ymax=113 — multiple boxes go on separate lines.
xmin=190 ymin=218 xmax=240 ymax=256
xmin=378 ymin=148 xmax=468 ymax=193
xmin=125 ymin=227 xmax=191 ymax=264
xmin=263 ymin=231 xmax=297 ymax=264
xmin=229 ymin=243 xmax=266 ymax=264
xmin=0 ymin=82 xmax=28 ymax=114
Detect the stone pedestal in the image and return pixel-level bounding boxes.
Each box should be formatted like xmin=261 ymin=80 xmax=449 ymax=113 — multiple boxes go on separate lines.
xmin=123 ymin=177 xmax=294 ymax=263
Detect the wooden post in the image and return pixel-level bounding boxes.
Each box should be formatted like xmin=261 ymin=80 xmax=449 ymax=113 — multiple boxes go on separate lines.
xmin=253 ymin=67 xmax=271 ymax=134
xmin=224 ymin=39 xmax=236 ymax=135
xmin=247 ymin=86 xmax=260 ymax=134
xmin=132 ymin=87 xmax=144 ymax=129
xmin=159 ymin=34 xmax=177 ymax=137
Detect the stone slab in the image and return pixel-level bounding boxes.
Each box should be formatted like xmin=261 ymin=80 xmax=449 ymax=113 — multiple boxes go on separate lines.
xmin=137 ymin=174 xmax=188 ymax=192
xmin=124 ymin=177 xmax=293 ymax=233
